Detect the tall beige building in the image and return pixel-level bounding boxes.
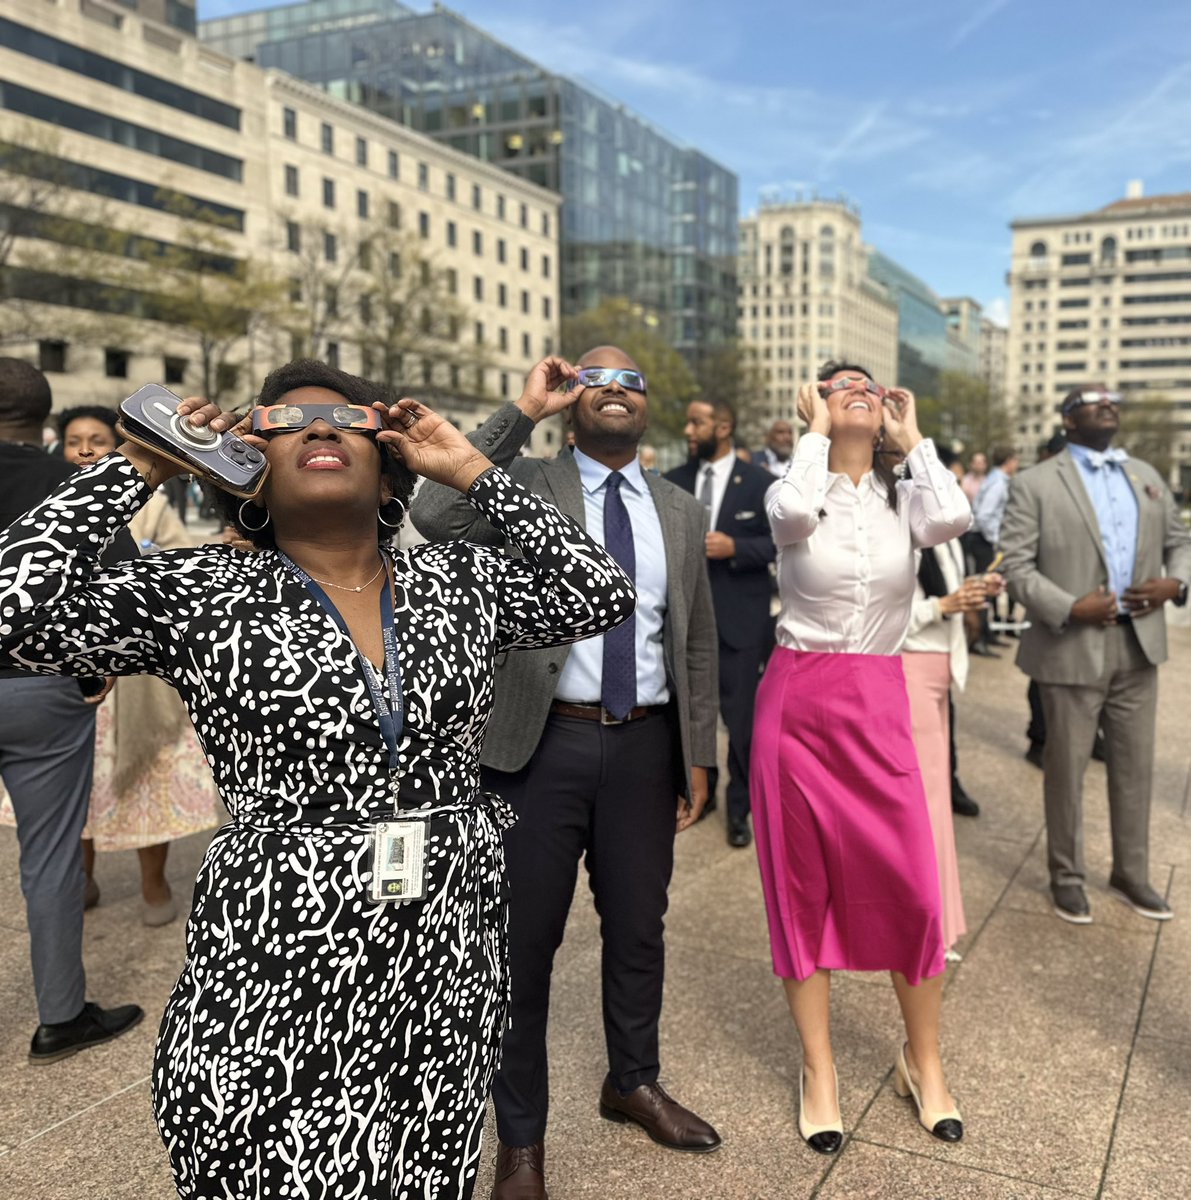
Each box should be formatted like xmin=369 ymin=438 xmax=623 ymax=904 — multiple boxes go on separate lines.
xmin=0 ymin=0 xmax=560 ymax=445
xmin=978 ymin=317 xmax=1009 ymax=407
xmin=738 ymin=200 xmax=898 ymax=424
xmin=1008 ymin=188 xmax=1191 ymax=483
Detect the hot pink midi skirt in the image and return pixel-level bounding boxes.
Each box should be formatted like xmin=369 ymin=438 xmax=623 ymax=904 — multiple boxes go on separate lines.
xmin=750 ymin=647 xmax=945 ymax=985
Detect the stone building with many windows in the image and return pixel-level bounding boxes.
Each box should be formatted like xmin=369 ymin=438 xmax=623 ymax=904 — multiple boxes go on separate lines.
xmin=737 ymin=199 xmax=898 ymax=425
xmin=1008 ymin=187 xmax=1191 ymax=485
xmin=0 ymin=0 xmax=561 ymax=447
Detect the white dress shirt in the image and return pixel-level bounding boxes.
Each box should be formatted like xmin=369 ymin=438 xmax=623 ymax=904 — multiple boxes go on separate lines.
xmin=766 ymin=433 xmax=972 ymax=655
xmin=902 ymin=538 xmax=970 ymax=690
xmin=555 ymin=447 xmax=670 ymax=705
xmin=696 ymin=451 xmax=736 ymax=530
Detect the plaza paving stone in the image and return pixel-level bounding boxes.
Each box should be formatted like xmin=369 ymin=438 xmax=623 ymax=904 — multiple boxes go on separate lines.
xmin=1 ymin=625 xmax=1188 ymax=1199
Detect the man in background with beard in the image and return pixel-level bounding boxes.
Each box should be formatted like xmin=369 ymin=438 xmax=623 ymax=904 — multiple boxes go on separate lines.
xmin=667 ymin=398 xmax=776 ymax=847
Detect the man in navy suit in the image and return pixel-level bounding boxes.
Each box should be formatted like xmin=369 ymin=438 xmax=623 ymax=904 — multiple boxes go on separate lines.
xmin=666 ymin=398 xmax=776 ymax=846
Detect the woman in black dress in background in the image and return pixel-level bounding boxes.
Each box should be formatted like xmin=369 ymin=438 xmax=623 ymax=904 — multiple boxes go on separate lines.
xmin=0 ymin=360 xmax=633 ymax=1199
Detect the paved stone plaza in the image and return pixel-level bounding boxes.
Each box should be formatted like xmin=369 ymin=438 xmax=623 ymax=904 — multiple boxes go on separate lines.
xmin=1 ymin=627 xmax=1188 ymax=1199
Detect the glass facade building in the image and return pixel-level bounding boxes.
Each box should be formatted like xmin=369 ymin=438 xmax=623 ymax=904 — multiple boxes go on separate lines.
xmin=200 ymin=0 xmax=738 ymax=362
xmin=866 ymin=250 xmax=951 ymax=397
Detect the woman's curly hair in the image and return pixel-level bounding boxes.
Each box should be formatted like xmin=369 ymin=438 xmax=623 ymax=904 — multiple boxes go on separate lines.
xmin=212 ymin=360 xmax=416 ymax=549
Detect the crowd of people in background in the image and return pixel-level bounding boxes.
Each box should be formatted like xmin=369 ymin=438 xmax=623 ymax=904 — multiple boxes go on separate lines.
xmin=1 ymin=351 xmax=1188 ymax=1200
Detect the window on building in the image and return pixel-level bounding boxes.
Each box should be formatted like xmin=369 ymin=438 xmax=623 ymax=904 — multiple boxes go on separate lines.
xmin=519 ymin=247 xmax=529 ymax=272
xmin=474 ymin=321 xmax=484 ymax=344
xmin=521 ymin=289 xmax=530 ymax=314
xmin=418 ymin=212 xmax=430 ymax=239
xmin=447 ymin=220 xmax=457 ymax=247
xmin=322 ymin=177 xmax=335 ymax=209
xmin=357 ymin=189 xmax=369 ymax=219
xmin=321 ymin=122 xmax=333 ymax=154
xmin=541 ymin=255 xmax=550 ymax=279
xmin=325 ymin=284 xmax=339 ymax=319
xmin=542 ymin=212 xmax=550 ymax=237
xmin=163 ymin=355 xmax=187 ymax=385
xmin=324 ymin=231 xmax=337 ymax=263
xmin=445 ymin=268 xmax=457 ymax=294
xmin=388 ymin=150 xmax=399 ymax=179
xmin=543 ymin=296 xmax=552 ymax=320
xmin=519 ymin=203 xmax=528 ymax=228
xmin=417 ymin=162 xmax=428 ymax=191
xmin=38 ymin=339 xmax=67 ymax=373
xmin=521 ymin=332 xmax=531 ymax=358
xmin=472 ymin=184 xmax=482 ymax=211
xmin=474 ymin=276 xmax=484 ymax=301
xmin=446 ymin=173 xmax=456 ymax=201
xmin=497 ymin=195 xmax=506 ymax=220
xmin=498 ymin=283 xmax=507 ymax=307
xmin=358 ymin=240 xmax=372 ymax=270
xmin=359 ymin=294 xmax=372 ymax=323
xmin=284 ymin=164 xmax=299 ymax=196
xmin=289 ymin=277 xmax=302 ymax=303
xmin=283 ymin=106 xmax=297 ymax=140
xmin=388 ymin=200 xmax=401 ymax=229
xmin=326 ymin=341 xmax=340 ymax=369
xmin=496 ymin=238 xmax=507 ymax=264
xmin=286 ymin=220 xmax=301 ymax=253
xmin=473 ymin=230 xmax=483 ymax=256
xmin=104 ymin=347 xmax=129 ymax=378
xmin=355 ymin=136 xmax=367 ymax=167
xmin=500 ymin=372 xmax=510 ymax=398
xmin=498 ymin=327 xmax=508 ymax=352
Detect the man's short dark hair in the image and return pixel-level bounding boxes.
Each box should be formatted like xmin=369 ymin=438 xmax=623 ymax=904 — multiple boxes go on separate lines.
xmin=213 ymin=359 xmax=417 ymax=549
xmin=57 ymin=405 xmax=118 ymax=438
xmin=991 ymin=445 xmax=1018 ymax=467
xmin=936 ymin=445 xmax=959 ymax=470
xmin=706 ymin=397 xmax=736 ymax=430
xmin=0 ymin=358 xmax=52 ymax=427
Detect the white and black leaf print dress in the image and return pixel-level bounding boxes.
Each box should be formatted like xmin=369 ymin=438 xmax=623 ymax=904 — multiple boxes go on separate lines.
xmin=0 ymin=455 xmax=635 ymax=1200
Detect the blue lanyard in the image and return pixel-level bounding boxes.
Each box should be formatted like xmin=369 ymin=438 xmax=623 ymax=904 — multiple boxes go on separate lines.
xmin=280 ymin=552 xmax=404 ymax=774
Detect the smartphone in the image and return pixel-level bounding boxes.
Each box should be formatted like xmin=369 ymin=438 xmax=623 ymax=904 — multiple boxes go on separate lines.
xmin=117 ymin=384 xmax=268 ymax=498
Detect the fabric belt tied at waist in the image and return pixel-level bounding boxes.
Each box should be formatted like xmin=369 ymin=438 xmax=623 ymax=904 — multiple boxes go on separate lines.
xmin=550 ymin=700 xmax=665 ymax=726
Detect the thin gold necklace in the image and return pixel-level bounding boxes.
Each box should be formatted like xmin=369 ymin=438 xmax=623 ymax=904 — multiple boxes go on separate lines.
xmin=307 ymin=559 xmax=385 ymax=594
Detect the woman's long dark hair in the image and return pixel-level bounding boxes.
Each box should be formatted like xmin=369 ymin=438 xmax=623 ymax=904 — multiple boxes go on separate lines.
xmin=213 ymin=360 xmax=416 ymax=549
xmin=816 ymin=360 xmax=898 ymax=512
xmin=917 ymin=546 xmax=949 ymax=599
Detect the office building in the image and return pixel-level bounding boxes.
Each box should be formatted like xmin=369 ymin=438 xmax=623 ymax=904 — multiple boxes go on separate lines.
xmin=1 ymin=0 xmax=561 ymax=447
xmin=1008 ymin=185 xmax=1191 ymax=483
xmin=200 ymin=1 xmax=739 ymax=369
xmin=737 ymin=199 xmax=898 ymax=424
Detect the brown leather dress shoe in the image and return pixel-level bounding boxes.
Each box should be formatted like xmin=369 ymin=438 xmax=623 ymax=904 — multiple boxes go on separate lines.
xmin=490 ymin=1141 xmax=547 ymax=1200
xmin=598 ymin=1077 xmax=722 ymax=1152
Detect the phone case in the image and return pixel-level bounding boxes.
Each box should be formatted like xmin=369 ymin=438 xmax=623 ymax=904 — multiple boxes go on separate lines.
xmin=117 ymin=384 xmax=268 ymax=498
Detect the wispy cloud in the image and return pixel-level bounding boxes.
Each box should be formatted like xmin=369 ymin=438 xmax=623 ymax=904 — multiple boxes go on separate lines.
xmin=946 ymin=0 xmax=1013 ymax=51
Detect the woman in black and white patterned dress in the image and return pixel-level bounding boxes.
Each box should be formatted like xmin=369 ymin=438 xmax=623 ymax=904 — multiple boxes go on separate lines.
xmin=0 ymin=360 xmax=634 ymax=1199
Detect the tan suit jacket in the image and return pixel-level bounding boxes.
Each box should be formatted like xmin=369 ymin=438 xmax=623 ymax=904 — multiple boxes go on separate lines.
xmin=1000 ymin=448 xmax=1191 ymax=685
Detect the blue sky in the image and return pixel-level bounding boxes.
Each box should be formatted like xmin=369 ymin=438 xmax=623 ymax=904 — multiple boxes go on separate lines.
xmin=199 ymin=0 xmax=1191 ymax=324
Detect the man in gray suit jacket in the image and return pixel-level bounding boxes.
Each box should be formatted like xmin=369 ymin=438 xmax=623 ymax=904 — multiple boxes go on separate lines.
xmin=413 ymin=350 xmax=720 ymax=1200
xmin=1001 ymin=383 xmax=1191 ymax=925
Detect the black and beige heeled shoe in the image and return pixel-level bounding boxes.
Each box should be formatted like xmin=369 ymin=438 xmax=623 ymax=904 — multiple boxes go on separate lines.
xmin=893 ymin=1044 xmax=963 ymax=1142
xmin=798 ymin=1066 xmax=843 ymax=1154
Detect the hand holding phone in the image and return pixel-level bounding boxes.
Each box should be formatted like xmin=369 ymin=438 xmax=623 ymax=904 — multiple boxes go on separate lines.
xmin=117 ymin=384 xmax=268 ymax=498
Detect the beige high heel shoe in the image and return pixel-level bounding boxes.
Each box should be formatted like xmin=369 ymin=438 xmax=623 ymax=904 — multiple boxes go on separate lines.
xmin=798 ymin=1065 xmax=843 ymax=1154
xmin=893 ymin=1043 xmax=963 ymax=1142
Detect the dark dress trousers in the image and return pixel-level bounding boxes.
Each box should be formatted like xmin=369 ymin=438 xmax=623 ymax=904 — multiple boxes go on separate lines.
xmin=665 ymin=456 xmax=776 ymax=826
xmin=412 ymin=404 xmax=719 ymax=1147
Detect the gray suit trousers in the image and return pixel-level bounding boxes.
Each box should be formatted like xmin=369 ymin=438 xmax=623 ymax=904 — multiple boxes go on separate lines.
xmin=0 ymin=676 xmax=96 ymax=1024
xmin=1039 ymin=623 xmax=1156 ymax=891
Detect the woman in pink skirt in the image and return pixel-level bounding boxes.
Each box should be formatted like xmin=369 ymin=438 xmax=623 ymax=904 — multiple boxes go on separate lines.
xmin=751 ymin=363 xmax=972 ymax=1153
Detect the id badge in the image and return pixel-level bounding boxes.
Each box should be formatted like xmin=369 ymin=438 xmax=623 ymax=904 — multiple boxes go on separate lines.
xmin=368 ymin=820 xmax=427 ymax=903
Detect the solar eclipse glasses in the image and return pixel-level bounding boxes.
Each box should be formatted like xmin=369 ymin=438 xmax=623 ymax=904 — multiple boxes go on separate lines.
xmin=1062 ymin=389 xmax=1123 ymax=412
xmin=251 ymin=403 xmax=385 ymax=438
xmin=818 ymin=376 xmax=888 ymax=400
xmin=566 ymin=367 xmax=648 ymax=393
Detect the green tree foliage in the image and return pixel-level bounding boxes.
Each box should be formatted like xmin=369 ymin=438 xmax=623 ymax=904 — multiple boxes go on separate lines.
xmin=561 ymin=297 xmax=700 ymax=438
xmin=922 ymin=371 xmax=1011 ymax=457
xmin=1119 ymin=392 xmax=1177 ymax=481
xmin=693 ymin=342 xmax=768 ymax=446
xmin=151 ymin=194 xmax=287 ymax=405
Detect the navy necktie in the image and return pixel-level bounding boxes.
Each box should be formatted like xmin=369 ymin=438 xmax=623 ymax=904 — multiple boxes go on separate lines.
xmin=601 ymin=472 xmax=637 ymax=720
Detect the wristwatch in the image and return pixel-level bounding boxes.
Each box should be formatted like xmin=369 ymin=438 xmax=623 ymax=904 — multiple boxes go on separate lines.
xmin=1176 ymin=581 xmax=1189 ymax=608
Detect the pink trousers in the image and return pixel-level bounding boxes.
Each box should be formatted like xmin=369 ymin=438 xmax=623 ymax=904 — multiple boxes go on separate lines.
xmin=902 ymin=652 xmax=967 ymax=950
xmin=750 ymin=647 xmax=945 ymax=985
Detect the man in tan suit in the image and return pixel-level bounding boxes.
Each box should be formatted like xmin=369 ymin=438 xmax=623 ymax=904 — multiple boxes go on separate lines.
xmin=1001 ymin=384 xmax=1191 ymax=924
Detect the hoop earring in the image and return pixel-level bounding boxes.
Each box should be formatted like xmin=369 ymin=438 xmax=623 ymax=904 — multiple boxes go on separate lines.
xmin=378 ymin=498 xmax=406 ymax=529
xmin=238 ymin=499 xmax=271 ymax=531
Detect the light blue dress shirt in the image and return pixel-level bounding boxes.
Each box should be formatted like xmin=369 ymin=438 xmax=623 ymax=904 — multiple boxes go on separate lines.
xmin=972 ymin=466 xmax=1012 ymax=545
xmin=1067 ymin=443 xmax=1139 ymax=611
xmin=555 ymin=448 xmax=670 ymax=706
